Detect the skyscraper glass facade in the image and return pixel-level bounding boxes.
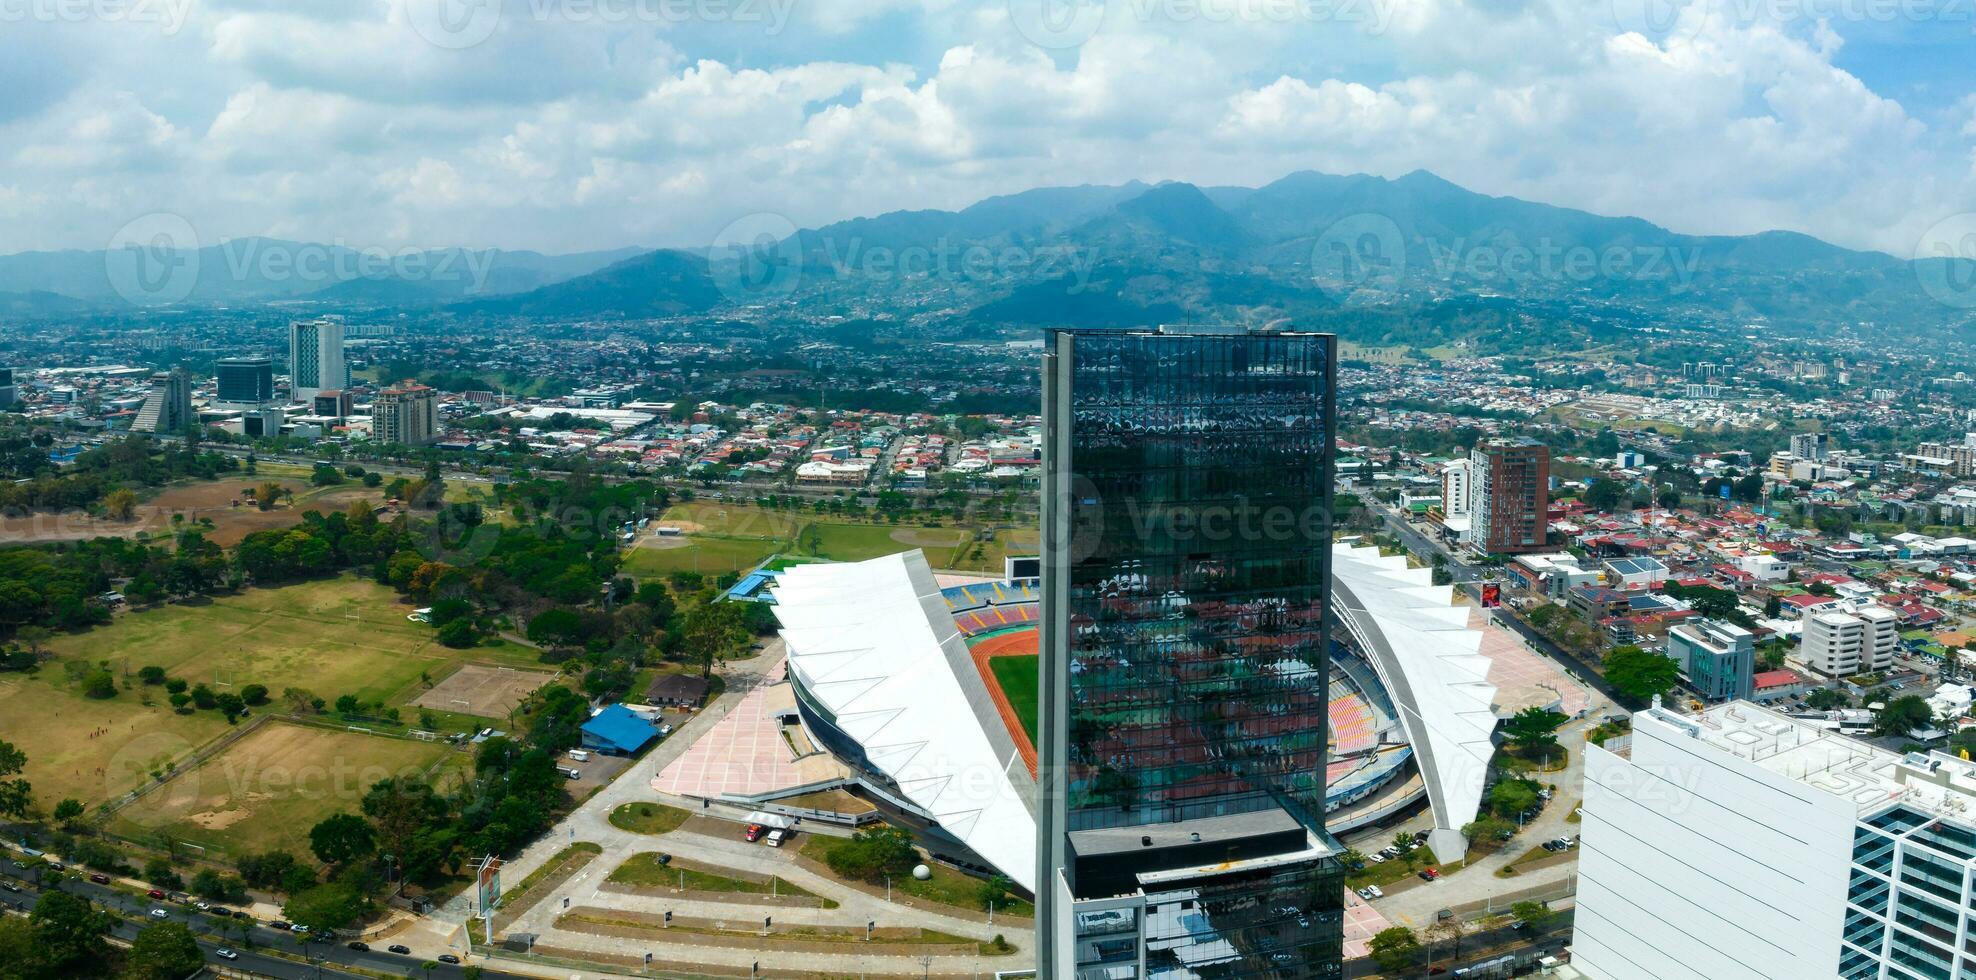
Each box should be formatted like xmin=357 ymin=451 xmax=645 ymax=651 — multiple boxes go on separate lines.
xmin=1040 ymin=326 xmax=1343 ymax=979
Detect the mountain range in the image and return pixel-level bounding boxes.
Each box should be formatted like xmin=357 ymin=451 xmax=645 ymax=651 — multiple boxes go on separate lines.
xmin=3 ymin=171 xmax=1968 ymax=334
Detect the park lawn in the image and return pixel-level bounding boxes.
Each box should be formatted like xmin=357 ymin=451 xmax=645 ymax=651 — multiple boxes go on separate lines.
xmin=620 ymin=536 xmax=781 ymax=580
xmin=793 ymin=522 xmax=966 ymax=564
xmin=660 ymin=501 xmax=804 ymax=539
xmin=798 ymin=837 xmax=1034 ymax=919
xmin=0 ymin=669 xmax=234 ymax=811
xmin=107 ymin=721 xmax=455 ymax=860
xmin=44 ymin=577 xmax=541 ymax=711
xmin=987 ymin=654 xmax=1040 ymax=743
xmin=609 ymin=852 xmax=831 ymax=905
xmin=950 ymin=527 xmax=1040 ymax=572
xmin=608 ymin=802 xmax=692 ymax=835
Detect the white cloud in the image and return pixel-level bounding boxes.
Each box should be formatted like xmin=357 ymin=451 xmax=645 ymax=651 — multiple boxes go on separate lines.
xmin=0 ymin=0 xmax=1967 ymax=259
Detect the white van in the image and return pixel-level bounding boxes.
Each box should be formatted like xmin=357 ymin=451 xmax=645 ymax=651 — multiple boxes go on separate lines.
xmin=567 ymin=750 xmax=590 ymax=762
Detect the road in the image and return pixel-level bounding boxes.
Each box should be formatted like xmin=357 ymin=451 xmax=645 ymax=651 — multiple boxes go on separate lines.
xmin=1368 ymin=501 xmax=1486 ymax=584
xmin=1 ymin=859 xmax=528 ymax=980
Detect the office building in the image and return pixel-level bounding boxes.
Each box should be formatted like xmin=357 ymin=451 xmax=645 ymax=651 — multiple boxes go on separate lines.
xmin=1803 ymin=605 xmax=1900 ymax=677
xmin=132 ymin=369 xmax=193 ymax=435
xmin=373 ymin=381 xmax=438 ymax=447
xmin=1665 ymin=618 xmax=1755 ymax=701
xmin=214 ymin=356 xmax=274 ymax=404
xmin=1038 ymin=326 xmax=1345 ymax=979
xmin=1578 ymin=698 xmax=1976 ymax=980
xmin=1792 ymin=431 xmax=1831 ymax=461
xmin=312 ymin=390 xmax=354 ymax=420
xmin=1469 ymin=438 xmax=1551 ymax=554
xmin=289 ymin=319 xmax=347 ymax=401
xmin=0 ymin=367 xmax=15 ymax=409
xmin=1911 ymin=435 xmax=1976 ymax=477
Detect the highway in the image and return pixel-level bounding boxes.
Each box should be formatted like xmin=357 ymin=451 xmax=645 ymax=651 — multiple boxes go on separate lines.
xmin=1 ymin=858 xmax=528 ymax=980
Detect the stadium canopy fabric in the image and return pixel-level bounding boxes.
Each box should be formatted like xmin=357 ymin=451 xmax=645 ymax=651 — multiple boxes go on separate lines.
xmin=770 ymin=551 xmax=1038 ymax=892
xmin=1330 ymin=543 xmax=1500 ymax=842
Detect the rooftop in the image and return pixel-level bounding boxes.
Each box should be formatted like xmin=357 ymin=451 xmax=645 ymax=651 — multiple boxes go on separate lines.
xmin=1640 ymin=701 xmax=1976 ymax=821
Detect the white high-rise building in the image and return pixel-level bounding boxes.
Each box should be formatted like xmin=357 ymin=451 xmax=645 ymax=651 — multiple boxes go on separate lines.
xmin=288 ymin=319 xmax=347 ymax=402
xmin=1578 ymin=699 xmax=1976 ymax=980
xmin=1802 ymin=605 xmax=1900 ymax=677
xmin=1441 ymin=458 xmax=1474 ymax=518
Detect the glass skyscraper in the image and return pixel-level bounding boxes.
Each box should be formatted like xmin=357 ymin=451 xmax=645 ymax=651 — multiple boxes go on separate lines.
xmin=1037 ymin=325 xmax=1345 ymax=980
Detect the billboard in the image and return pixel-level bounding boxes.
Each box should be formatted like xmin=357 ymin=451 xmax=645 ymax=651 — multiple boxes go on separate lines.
xmin=474 ymin=855 xmax=503 ymax=915
xmin=1481 ymin=583 xmax=1502 ymax=608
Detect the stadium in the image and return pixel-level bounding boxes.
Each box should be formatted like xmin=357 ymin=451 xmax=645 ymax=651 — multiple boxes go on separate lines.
xmin=677 ymin=540 xmax=1527 ymax=896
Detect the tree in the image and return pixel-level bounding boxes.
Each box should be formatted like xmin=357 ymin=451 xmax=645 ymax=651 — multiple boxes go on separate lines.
xmin=1603 ymin=645 xmax=1680 ymax=704
xmin=29 ymin=890 xmax=113 ymax=974
xmin=0 ymin=739 xmax=29 ymax=819
xmin=284 ymin=876 xmax=374 ymax=932
xmin=1503 ymin=706 xmax=1568 ymax=764
xmin=52 ymin=798 xmax=85 ymax=829
xmin=681 ymin=599 xmax=748 ymax=679
xmin=1806 ymin=688 xmax=1852 ymax=711
xmin=189 ymin=869 xmax=248 ymax=904
xmin=142 ymin=857 xmax=183 ymax=892
xmin=309 ymin=813 xmax=377 ymax=867
xmin=103 ymin=487 xmax=140 ymax=521
xmin=138 ymin=665 xmax=167 ymax=685
xmin=1368 ymin=926 xmax=1421 ymax=975
xmin=1876 ymin=695 xmax=1937 ymax=738
xmin=240 ymin=683 xmax=269 ymax=705
xmin=81 ymin=670 xmax=117 ymax=699
xmin=436 ymin=619 xmax=478 ymax=649
xmin=13 ymin=625 xmax=49 ymax=658
xmin=122 ymin=922 xmax=204 ymax=980
xmin=1510 ymin=900 xmax=1557 ymax=932
xmin=1583 ymin=478 xmax=1626 ymax=511
xmin=823 ymin=825 xmax=918 ymax=881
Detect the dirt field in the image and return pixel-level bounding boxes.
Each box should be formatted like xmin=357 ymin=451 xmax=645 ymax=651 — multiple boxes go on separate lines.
xmin=0 ymin=478 xmax=384 ymax=547
xmin=411 ymin=663 xmax=556 ymax=720
xmin=109 ymin=721 xmax=456 ymax=859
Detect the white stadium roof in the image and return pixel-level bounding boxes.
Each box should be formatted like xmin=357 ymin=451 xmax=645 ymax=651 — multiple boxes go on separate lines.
xmin=1330 ymin=543 xmax=1500 ymax=841
xmin=770 ymin=551 xmax=1038 ymax=892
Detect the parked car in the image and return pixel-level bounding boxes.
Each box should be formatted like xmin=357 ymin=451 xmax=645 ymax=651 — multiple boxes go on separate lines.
xmin=347 ymin=942 xmax=370 ymax=952
xmin=743 ymin=823 xmax=765 ymax=842
xmin=214 ymin=949 xmax=240 ymax=961
xmin=146 ymin=889 xmax=164 ymax=899
xmin=1418 ymin=867 xmax=1441 ymax=881
xmin=438 ymin=955 xmax=461 ymax=964
xmin=194 ymin=901 xmax=210 ymax=911
xmin=387 ymin=945 xmax=412 ymax=955
xmin=149 ymin=908 xmax=169 ymax=919
xmin=1 ymin=882 xmax=19 ymax=893
xmin=269 ymin=921 xmax=292 ymax=931
xmin=88 ymin=873 xmax=110 ymax=885
xmin=1366 ymin=885 xmax=1383 ymax=898
xmin=765 ymin=829 xmax=788 ymax=848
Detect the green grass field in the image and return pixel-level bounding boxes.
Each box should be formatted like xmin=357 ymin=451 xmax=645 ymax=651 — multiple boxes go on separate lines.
xmin=627 ymin=502 xmax=1037 ymax=578
xmin=987 ymin=654 xmax=1040 ymax=743
xmin=621 ymin=536 xmax=780 ymax=580
xmin=18 ymin=576 xmax=544 ymax=809
xmin=107 ymin=721 xmax=456 ymax=860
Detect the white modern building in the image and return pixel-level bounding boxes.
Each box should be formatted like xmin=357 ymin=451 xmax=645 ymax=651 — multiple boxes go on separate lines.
xmin=289 ymin=318 xmax=347 ymax=402
xmin=1578 ymin=699 xmax=1976 ymax=980
xmin=1441 ymin=458 xmax=1474 ymax=519
xmin=1803 ymin=606 xmax=1900 ymax=678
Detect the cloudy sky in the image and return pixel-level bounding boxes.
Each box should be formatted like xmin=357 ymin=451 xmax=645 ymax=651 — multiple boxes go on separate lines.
xmin=1 ymin=0 xmax=1972 ymax=259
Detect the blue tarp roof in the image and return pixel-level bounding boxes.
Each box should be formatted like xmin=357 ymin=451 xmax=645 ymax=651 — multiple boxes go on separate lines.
xmin=581 ymin=704 xmax=659 ymax=752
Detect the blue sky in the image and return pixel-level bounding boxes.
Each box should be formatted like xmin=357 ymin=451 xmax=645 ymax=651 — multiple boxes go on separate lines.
xmin=0 ymin=0 xmax=1970 ymax=258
